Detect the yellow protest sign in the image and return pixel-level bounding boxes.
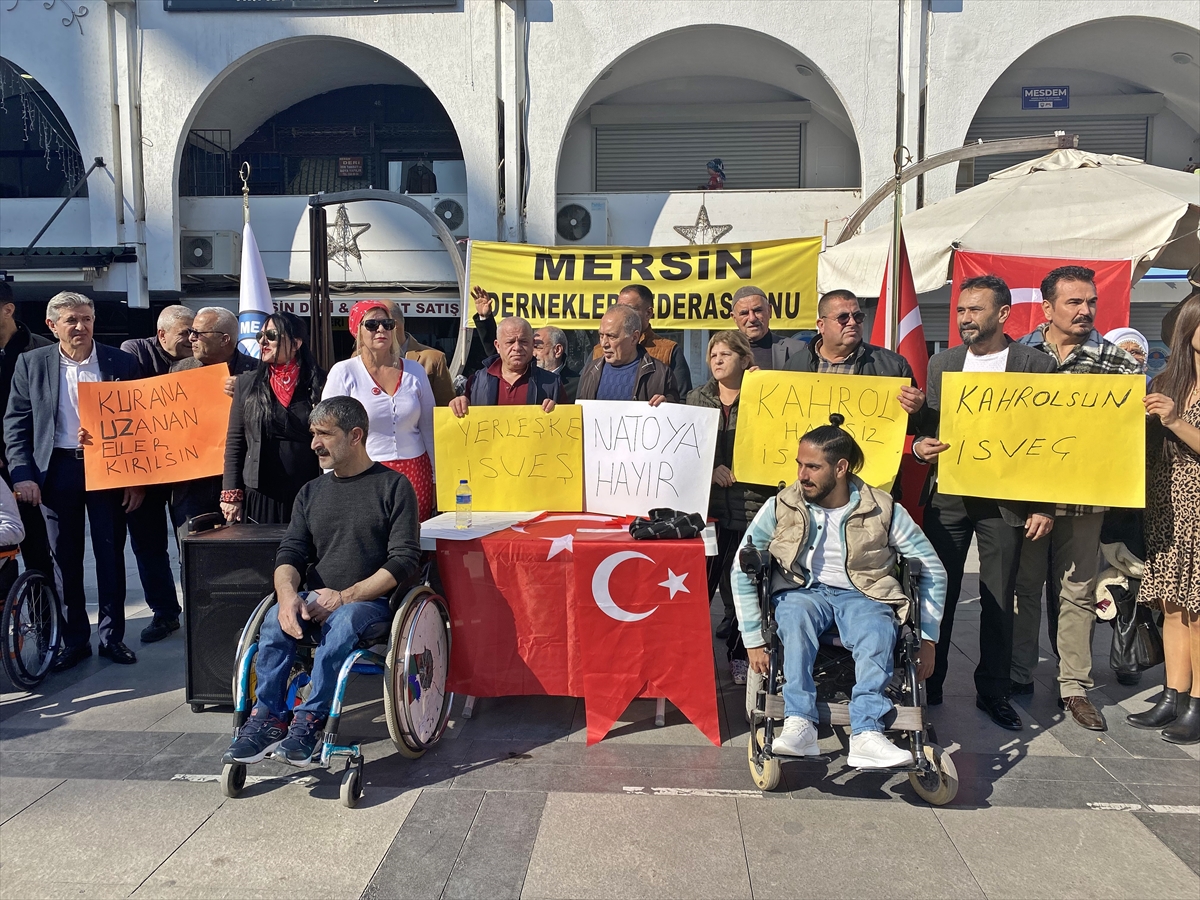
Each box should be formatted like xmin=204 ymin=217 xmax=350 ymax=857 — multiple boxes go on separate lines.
xmin=78 ymin=365 xmax=233 ymax=489
xmin=732 ymin=370 xmax=909 ymax=490
xmin=434 ymin=405 xmax=584 ymax=512
xmin=937 ymin=372 xmax=1146 ymax=508
xmin=466 ymin=237 xmax=820 ymax=330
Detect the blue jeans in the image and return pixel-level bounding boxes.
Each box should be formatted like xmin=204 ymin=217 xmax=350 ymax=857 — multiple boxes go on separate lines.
xmin=253 ymin=598 xmax=391 ymax=720
xmin=773 ymin=584 xmax=897 ymax=734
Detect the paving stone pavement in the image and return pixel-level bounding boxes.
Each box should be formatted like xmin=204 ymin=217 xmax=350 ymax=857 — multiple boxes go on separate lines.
xmin=1 ymin=542 xmax=1197 ymax=899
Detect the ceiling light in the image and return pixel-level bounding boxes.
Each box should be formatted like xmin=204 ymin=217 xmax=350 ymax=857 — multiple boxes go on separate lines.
xmin=1172 ymin=52 xmax=1193 ymax=65
xmin=795 ymin=64 xmax=814 ymax=77
xmin=20 ymin=73 xmax=34 ymax=79
xmin=599 ymin=69 xmax=612 ymax=81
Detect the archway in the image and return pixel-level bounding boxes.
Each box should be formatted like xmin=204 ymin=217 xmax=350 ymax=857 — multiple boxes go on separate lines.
xmin=0 ymin=56 xmax=86 ymax=198
xmin=958 ymin=17 xmax=1200 ymax=187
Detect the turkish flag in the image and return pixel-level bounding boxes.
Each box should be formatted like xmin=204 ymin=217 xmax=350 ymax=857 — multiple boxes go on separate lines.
xmin=871 ymin=230 xmax=928 ymax=524
xmin=871 ymin=230 xmax=928 ymax=391
xmin=949 ymin=250 xmax=1131 ymax=346
xmin=573 ymin=540 xmax=718 ymax=746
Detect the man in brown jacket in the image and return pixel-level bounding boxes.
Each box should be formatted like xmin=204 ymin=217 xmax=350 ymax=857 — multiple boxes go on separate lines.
xmin=386 ymin=302 xmax=454 ymax=406
xmin=576 ymin=306 xmax=679 ymax=403
xmin=589 ymin=284 xmax=692 ymax=394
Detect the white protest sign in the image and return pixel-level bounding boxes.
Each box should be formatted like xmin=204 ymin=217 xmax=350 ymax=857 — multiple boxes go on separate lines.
xmin=579 ymin=400 xmax=719 ymax=517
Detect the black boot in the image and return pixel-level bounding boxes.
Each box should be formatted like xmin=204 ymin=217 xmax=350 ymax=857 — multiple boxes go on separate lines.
xmin=1126 ymin=688 xmax=1182 ymax=729
xmin=1162 ymin=695 xmax=1200 ymax=745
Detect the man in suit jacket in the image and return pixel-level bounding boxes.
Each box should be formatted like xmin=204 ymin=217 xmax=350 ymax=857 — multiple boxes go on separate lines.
xmin=533 ymin=325 xmax=580 ymax=402
xmin=912 ymin=275 xmax=1056 ymax=730
xmin=4 ymin=292 xmax=145 ymax=670
xmin=731 ymin=285 xmax=805 ymax=371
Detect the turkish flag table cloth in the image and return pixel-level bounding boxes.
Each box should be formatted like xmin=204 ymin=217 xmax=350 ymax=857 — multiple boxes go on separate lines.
xmin=436 ymin=514 xmax=719 ymax=745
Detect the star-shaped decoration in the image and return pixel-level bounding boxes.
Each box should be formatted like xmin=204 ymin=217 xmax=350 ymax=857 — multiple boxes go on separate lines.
xmin=658 ymin=568 xmax=690 ymax=600
xmin=543 ymin=534 xmax=574 ymax=559
xmin=327 ymin=204 xmax=371 ymax=272
xmin=673 ymin=202 xmax=732 ymax=245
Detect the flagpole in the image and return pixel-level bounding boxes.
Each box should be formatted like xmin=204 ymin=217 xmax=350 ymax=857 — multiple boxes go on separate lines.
xmin=888 ymin=0 xmax=909 ymax=352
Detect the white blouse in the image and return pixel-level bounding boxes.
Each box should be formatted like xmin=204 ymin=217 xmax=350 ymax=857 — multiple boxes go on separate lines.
xmin=322 ymin=356 xmax=435 ymax=469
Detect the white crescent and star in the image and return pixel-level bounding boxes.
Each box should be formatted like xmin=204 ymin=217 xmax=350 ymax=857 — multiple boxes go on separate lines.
xmin=590 ymin=553 xmax=693 ymax=622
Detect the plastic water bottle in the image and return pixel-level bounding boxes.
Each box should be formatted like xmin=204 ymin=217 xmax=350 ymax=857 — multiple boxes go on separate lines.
xmin=455 ymin=479 xmax=472 ymax=529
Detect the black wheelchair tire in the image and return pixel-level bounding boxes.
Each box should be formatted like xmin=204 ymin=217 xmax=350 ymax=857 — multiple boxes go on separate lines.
xmin=1 ymin=570 xmax=60 ymax=690
xmin=384 ymin=586 xmax=453 ymax=759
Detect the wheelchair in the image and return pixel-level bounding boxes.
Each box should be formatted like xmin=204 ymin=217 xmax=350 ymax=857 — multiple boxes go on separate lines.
xmin=739 ymin=539 xmax=958 ymax=805
xmin=0 ymin=547 xmax=61 ymax=690
xmin=221 ymin=571 xmax=453 ymax=808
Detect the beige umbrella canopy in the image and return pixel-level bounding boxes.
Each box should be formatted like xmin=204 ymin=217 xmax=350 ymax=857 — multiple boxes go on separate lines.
xmin=818 ymin=150 xmax=1200 ymax=296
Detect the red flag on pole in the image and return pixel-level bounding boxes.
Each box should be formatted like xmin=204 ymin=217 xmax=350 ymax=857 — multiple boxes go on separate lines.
xmin=572 ymin=540 xmax=719 ymax=746
xmin=871 ymin=230 xmax=928 ymax=522
xmin=949 ymin=251 xmax=1131 ymax=346
xmin=872 ymin=230 xmax=928 ymax=391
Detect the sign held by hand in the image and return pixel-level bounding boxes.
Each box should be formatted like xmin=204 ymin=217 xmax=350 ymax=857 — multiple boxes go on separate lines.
xmin=733 ymin=370 xmax=909 ymax=490
xmin=434 ymin=405 xmax=584 ymax=512
xmin=938 ymin=372 xmax=1146 ymax=508
xmin=79 ymin=364 xmax=233 ymax=489
xmin=579 ymin=400 xmax=719 ymax=517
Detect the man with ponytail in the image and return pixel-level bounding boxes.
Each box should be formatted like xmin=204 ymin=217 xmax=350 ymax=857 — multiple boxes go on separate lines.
xmin=730 ymin=415 xmax=946 ymax=768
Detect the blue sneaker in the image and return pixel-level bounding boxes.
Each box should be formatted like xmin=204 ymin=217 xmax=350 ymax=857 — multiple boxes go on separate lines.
xmin=223 ymin=706 xmax=288 ymax=764
xmin=276 ymin=710 xmax=325 ymax=767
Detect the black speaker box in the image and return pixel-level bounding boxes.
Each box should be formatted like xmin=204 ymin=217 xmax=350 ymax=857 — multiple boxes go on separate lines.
xmin=182 ymin=523 xmax=288 ymax=708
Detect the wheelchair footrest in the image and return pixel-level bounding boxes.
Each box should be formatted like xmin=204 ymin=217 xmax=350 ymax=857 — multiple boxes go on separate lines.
xmin=818 ymin=701 xmax=924 ymax=731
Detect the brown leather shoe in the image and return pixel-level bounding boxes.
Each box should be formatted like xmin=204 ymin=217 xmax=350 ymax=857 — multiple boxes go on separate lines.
xmin=1058 ymin=696 xmax=1106 ymax=731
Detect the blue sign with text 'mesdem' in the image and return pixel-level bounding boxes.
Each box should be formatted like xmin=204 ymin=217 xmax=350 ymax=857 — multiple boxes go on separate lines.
xmin=1022 ymin=86 xmax=1069 ymax=110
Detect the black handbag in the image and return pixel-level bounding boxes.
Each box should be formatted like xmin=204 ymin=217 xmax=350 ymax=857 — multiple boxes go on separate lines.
xmin=1109 ymin=581 xmax=1164 ymax=673
xmin=629 ymin=508 xmax=706 ymax=540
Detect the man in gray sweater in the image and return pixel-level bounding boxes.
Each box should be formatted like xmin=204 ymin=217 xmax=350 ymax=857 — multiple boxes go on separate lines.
xmin=224 ymin=395 xmax=421 ymax=767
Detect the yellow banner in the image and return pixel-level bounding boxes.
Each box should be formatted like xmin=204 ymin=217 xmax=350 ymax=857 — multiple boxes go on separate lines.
xmin=937 ymin=372 xmax=1146 ymax=507
xmin=465 ymin=237 xmax=821 ymax=330
xmin=434 ymin=405 xmax=584 ymax=512
xmin=732 ymin=370 xmax=910 ymax=490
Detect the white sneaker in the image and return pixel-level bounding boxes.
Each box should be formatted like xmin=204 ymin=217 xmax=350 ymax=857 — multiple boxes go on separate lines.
xmin=847 ymin=731 xmax=912 ymax=769
xmin=770 ymin=716 xmax=820 ymax=757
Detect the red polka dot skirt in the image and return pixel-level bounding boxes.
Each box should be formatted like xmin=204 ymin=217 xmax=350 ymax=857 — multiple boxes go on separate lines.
xmin=381 ymin=453 xmax=435 ymax=522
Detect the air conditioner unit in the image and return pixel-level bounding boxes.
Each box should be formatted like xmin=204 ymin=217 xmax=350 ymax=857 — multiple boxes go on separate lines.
xmin=428 ymin=193 xmax=469 ymax=237
xmin=556 ymin=197 xmax=609 ymax=246
xmin=180 ymin=231 xmax=241 ymax=276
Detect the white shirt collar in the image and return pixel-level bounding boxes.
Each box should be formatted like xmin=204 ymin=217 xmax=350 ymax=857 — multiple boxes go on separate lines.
xmin=58 ymin=343 xmax=97 ymax=366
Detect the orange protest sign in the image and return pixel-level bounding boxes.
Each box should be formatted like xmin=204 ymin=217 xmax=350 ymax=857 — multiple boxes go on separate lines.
xmin=78 ymin=364 xmax=233 ymax=489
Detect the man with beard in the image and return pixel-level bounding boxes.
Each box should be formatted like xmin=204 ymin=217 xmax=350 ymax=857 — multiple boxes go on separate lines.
xmin=1012 ymin=266 xmax=1141 ymax=731
xmin=730 ymin=416 xmax=946 ymax=768
xmin=912 ymin=275 xmax=1056 ymax=729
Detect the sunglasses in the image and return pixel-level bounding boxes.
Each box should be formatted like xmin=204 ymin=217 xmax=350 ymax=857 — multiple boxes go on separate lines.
xmin=255 ymin=329 xmax=280 ymax=343
xmin=823 ymin=311 xmax=866 ymax=326
xmin=186 ymin=329 xmax=224 ymax=338
xmin=362 ymin=318 xmax=397 ymax=333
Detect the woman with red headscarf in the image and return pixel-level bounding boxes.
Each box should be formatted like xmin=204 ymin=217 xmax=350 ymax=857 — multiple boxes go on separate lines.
xmin=321 ymin=301 xmax=436 ymax=520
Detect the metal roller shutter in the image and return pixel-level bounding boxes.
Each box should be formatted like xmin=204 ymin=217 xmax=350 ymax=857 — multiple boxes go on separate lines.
xmin=595 ymin=122 xmax=801 ymax=191
xmin=963 ymin=116 xmax=1148 ymax=185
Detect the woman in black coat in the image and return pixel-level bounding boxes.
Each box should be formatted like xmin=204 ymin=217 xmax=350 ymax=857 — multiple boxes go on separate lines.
xmin=686 ymin=330 xmax=776 ymax=686
xmin=220 ymin=312 xmax=326 ymax=525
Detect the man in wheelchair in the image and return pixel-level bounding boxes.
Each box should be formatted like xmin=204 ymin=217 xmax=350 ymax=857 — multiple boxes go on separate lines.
xmin=224 ymin=396 xmax=421 ymax=767
xmin=732 ymin=416 xmax=947 ymax=769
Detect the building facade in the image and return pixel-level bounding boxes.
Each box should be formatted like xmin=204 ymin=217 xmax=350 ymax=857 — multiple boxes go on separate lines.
xmin=1 ymin=0 xmax=1196 ymax=358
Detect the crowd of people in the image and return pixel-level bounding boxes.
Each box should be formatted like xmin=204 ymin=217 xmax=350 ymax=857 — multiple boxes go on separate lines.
xmin=0 ymin=264 xmax=1196 ymax=755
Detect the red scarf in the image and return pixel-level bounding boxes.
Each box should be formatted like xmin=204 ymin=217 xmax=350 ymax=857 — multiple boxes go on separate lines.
xmin=268 ymin=359 xmax=300 ymax=407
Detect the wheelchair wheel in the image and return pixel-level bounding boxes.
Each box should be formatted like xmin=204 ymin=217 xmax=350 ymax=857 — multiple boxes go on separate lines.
xmin=220 ymin=762 xmax=246 ymax=798
xmin=384 ymin=586 xmax=453 ymax=759
xmin=231 ymin=595 xmax=276 ymax=704
xmin=340 ymin=763 xmax=363 ymax=808
xmin=748 ymin=728 xmax=782 ymax=791
xmin=908 ymin=743 xmax=958 ymax=806
xmin=1 ymin=570 xmax=61 ymax=690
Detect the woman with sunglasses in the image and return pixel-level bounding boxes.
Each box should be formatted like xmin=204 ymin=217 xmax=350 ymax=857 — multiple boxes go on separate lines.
xmin=320 ymin=301 xmax=436 ymax=520
xmin=221 ymin=312 xmax=327 ymax=525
